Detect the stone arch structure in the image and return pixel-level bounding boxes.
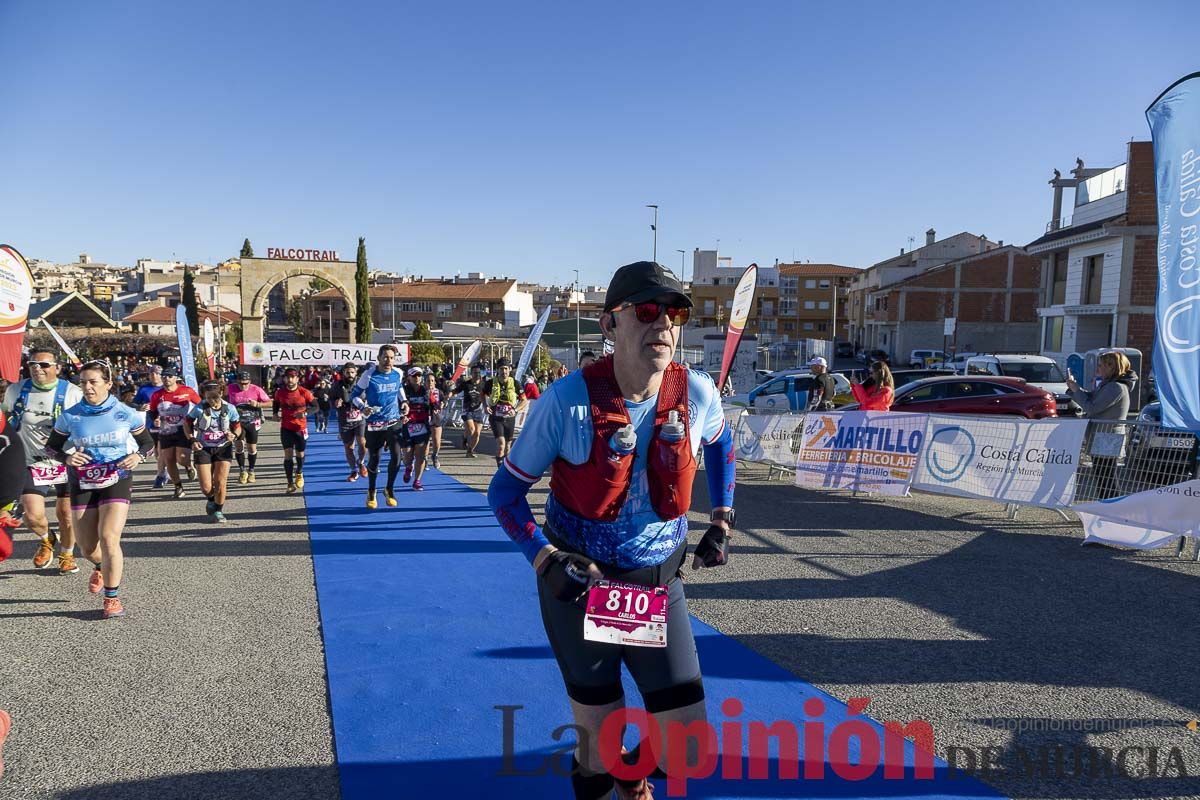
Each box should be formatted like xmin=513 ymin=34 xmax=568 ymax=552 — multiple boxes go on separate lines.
xmin=239 ymin=256 xmax=358 ymax=343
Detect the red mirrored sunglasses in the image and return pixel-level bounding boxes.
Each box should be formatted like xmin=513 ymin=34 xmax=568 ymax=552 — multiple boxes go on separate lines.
xmin=617 ymin=300 xmax=691 ymax=326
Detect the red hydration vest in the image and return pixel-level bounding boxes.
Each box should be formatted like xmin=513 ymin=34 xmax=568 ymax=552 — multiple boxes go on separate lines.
xmin=550 ymin=357 xmax=697 ymax=522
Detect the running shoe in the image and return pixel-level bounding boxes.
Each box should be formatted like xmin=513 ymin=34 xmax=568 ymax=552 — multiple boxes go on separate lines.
xmin=205 ymin=499 xmax=217 ymax=516
xmin=403 ymin=466 xmax=413 ymax=484
xmin=173 ymin=484 xmax=186 ymax=499
xmin=366 ymin=491 xmax=377 ymax=510
xmin=0 ymin=708 xmax=10 ymax=782
xmin=153 ymin=474 xmax=167 ymax=490
xmin=286 ymin=482 xmax=298 ymax=495
xmin=412 ymin=479 xmax=424 ymax=492
xmin=88 ymin=569 xmax=103 ymax=594
xmin=467 ymin=450 xmax=477 ymax=459
xmin=347 ymin=471 xmax=358 ymax=482
xmin=33 ymin=538 xmax=54 ymax=569
xmin=358 ymin=463 xmax=368 ymax=478
xmin=58 ymin=552 xmax=79 ymax=575
xmin=102 ymin=597 xmax=125 ymax=619
xmin=213 ymin=511 xmax=228 ymax=524
xmin=247 ymin=470 xmax=257 ymax=484
xmin=239 ymin=470 xmax=249 ymax=485
xmin=384 ymin=489 xmax=397 ymax=507
xmin=186 ymin=465 xmax=197 ymax=481
xmin=295 ymin=474 xmax=305 ymax=490
xmin=431 ymin=455 xmax=440 ymax=469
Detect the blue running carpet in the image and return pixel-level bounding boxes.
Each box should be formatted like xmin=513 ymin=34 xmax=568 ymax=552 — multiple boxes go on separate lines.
xmin=302 ymin=432 xmax=1004 ymax=799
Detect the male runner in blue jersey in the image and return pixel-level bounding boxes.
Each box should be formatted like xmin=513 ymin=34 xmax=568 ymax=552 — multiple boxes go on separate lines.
xmin=351 ymin=345 xmax=410 ymax=509
xmin=488 ymin=262 xmax=736 ymax=799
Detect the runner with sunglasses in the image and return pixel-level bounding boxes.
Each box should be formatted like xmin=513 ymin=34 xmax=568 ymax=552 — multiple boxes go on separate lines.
xmin=488 ymin=262 xmax=736 ymax=798
xmin=184 ymin=381 xmax=241 ymax=522
xmin=2 ymin=351 xmax=83 ymax=573
xmin=228 ymin=371 xmax=270 ymax=484
xmin=273 ymin=368 xmax=314 ymax=495
xmin=149 ymin=368 xmax=201 ymax=498
xmin=45 ymin=361 xmax=155 ymax=619
xmin=484 ymin=358 xmax=525 ymax=467
xmin=400 ymin=367 xmax=433 ymax=490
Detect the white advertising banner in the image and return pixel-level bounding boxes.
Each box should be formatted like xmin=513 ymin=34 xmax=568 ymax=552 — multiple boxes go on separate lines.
xmin=1075 ymin=479 xmax=1200 ymax=549
xmin=735 ymin=412 xmax=803 ymax=466
xmin=240 ymin=341 xmax=410 ymax=367
xmin=794 ymin=410 xmax=926 ymax=495
xmin=913 ymin=416 xmax=1088 ymax=508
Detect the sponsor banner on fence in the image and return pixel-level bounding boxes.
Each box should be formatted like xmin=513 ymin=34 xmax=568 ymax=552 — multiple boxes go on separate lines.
xmin=795 ymin=410 xmax=926 ymax=495
xmin=913 ymin=415 xmax=1088 ymax=508
xmin=735 ymin=412 xmax=803 ymax=466
xmin=1075 ymin=479 xmax=1200 ymax=549
xmin=239 ymin=341 xmax=409 ymax=367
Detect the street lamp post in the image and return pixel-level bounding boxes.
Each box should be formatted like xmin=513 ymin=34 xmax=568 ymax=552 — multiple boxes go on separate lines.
xmin=675 ymin=249 xmax=687 ymax=364
xmin=646 ymin=204 xmax=658 ymax=263
xmin=573 ymin=269 xmax=581 ymax=368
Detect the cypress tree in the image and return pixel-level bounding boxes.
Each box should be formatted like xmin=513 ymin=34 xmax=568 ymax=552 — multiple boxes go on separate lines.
xmin=355 ymin=237 xmax=372 ymax=342
xmin=241 ymin=238 xmax=254 ymax=258
xmin=182 ymin=266 xmax=200 ymax=333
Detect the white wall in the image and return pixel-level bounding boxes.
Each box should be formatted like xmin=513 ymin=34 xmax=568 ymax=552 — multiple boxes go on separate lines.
xmin=1066 ymin=238 xmax=1123 ymax=306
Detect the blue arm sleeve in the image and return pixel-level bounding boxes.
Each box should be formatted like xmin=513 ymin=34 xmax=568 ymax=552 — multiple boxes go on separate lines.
xmin=487 ymin=467 xmax=550 ymax=565
xmin=702 ymin=421 xmax=736 ymax=509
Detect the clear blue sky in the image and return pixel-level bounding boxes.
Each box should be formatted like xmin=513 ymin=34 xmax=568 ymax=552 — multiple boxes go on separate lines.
xmin=1 ymin=1 xmax=1195 ymax=286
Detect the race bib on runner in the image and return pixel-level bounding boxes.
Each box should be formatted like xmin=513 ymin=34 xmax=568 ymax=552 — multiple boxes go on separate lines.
xmin=30 ymin=463 xmax=68 ymax=486
xmin=367 ymin=419 xmax=394 ymax=432
xmin=200 ymin=427 xmax=229 ymax=446
xmin=406 ymin=421 xmax=428 ymax=437
xmin=346 ymin=408 xmax=363 ymax=423
xmin=494 ymin=403 xmax=514 ymax=417
xmin=583 ymin=581 xmax=668 ymax=648
xmin=77 ymin=462 xmax=124 ymax=491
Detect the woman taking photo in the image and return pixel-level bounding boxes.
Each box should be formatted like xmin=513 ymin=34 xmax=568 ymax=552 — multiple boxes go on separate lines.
xmin=850 ymin=361 xmax=895 ymax=411
xmin=1067 ymin=351 xmax=1137 ymax=500
xmin=46 ymin=361 xmax=154 ymax=619
xmin=184 ymin=381 xmax=242 ymax=523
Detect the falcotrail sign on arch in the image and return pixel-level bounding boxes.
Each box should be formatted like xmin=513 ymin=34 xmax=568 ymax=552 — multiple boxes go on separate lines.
xmin=239 ymin=341 xmax=411 ymax=367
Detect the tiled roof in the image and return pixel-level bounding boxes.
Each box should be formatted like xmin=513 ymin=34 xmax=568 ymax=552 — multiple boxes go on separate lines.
xmin=778 ymin=263 xmax=861 ymax=276
xmin=122 ymin=306 xmax=242 ymax=324
xmin=312 ymin=279 xmax=517 ymax=301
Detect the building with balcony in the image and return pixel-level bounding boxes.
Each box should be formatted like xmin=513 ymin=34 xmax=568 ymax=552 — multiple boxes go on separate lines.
xmin=1024 ymin=142 xmax=1158 ymax=365
xmin=303 ymin=277 xmax=535 ymax=342
xmin=777 ymin=263 xmax=858 ymax=343
xmin=689 ymin=250 xmax=780 ymax=339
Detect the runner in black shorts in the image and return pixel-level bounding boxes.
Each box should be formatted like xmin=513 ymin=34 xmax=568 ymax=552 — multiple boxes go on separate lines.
xmin=228 ymin=371 xmax=270 ymax=484
xmin=484 ymin=358 xmax=525 ymax=467
xmin=453 ymin=364 xmax=486 ymax=457
xmin=400 ymin=367 xmax=432 ymax=490
xmin=184 ymin=381 xmax=241 ymax=522
xmin=334 ymin=363 xmax=368 ymax=482
xmin=273 ymin=368 xmax=314 ymax=494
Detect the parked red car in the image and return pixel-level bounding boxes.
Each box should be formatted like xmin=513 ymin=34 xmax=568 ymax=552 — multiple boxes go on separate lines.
xmin=845 ymin=376 xmax=1058 ymax=419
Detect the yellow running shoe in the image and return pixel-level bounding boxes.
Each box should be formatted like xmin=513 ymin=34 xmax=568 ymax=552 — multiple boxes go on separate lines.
xmin=58 ymin=552 xmax=79 ymax=575
xmin=33 ymin=538 xmax=54 ymax=569
xmin=239 ymin=470 xmax=249 ymax=485
xmin=247 ymin=470 xmax=257 ymax=483
xmin=384 ymin=490 xmax=397 ymax=507
xmin=295 ymin=474 xmax=305 ymax=490
xmin=366 ymin=491 xmax=377 ymax=510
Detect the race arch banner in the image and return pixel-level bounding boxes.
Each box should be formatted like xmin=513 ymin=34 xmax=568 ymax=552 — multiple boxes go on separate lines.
xmin=795 ymin=410 xmax=926 ymax=496
xmin=912 ymin=415 xmax=1088 ymax=508
xmin=240 ymin=341 xmax=410 ymax=367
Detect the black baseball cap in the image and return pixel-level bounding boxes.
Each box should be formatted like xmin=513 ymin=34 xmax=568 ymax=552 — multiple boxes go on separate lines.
xmin=162 ymin=367 xmax=180 ymax=378
xmin=603 ymin=261 xmax=691 ymax=313
xmin=237 ymin=371 xmax=251 ymax=380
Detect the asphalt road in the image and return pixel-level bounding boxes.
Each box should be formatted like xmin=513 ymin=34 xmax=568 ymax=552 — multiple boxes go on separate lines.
xmin=3 ymin=419 xmax=1200 ymax=800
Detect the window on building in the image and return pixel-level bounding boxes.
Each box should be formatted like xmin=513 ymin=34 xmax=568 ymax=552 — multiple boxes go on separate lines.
xmin=817 ymin=323 xmax=827 ymax=332
xmin=818 ymin=301 xmax=830 ymax=310
xmin=803 ymin=322 xmax=814 ymax=331
xmin=784 ymin=322 xmax=794 ymax=331
xmin=819 ymin=279 xmax=830 ymax=289
xmin=1050 ymin=252 xmax=1067 ymax=305
xmin=805 ymin=279 xmax=816 ymax=289
xmin=804 ymin=300 xmax=816 ymax=310
xmin=1044 ymin=317 xmax=1064 ymax=351
xmin=704 ymin=300 xmax=714 ymax=314
xmin=1082 ymin=254 xmax=1104 ymax=305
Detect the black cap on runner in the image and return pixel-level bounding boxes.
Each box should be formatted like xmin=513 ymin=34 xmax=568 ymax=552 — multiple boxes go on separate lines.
xmin=603 ymin=261 xmax=691 ymax=313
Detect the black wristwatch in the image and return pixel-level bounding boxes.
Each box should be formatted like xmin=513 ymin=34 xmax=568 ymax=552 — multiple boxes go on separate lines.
xmin=710 ymin=508 xmax=736 ymax=527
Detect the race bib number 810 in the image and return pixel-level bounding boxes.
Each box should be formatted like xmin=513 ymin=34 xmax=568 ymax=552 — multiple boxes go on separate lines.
xmin=583 ymin=581 xmax=668 ymax=648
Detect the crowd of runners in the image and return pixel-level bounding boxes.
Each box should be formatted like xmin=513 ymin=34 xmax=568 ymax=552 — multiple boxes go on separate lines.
xmin=1 ymin=261 xmax=735 ymax=798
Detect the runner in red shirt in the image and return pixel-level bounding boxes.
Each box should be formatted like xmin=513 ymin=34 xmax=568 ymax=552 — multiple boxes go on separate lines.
xmin=148 ymin=369 xmax=202 ymax=498
xmin=273 ymin=368 xmax=314 ymax=495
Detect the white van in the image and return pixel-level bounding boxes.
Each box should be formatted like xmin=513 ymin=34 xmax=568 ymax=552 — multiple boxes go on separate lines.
xmin=908 ymin=349 xmax=948 ymax=369
xmin=964 ymin=354 xmax=1080 ymax=416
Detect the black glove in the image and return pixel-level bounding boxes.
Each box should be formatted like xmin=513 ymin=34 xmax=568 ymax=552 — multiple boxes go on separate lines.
xmin=540 ymin=549 xmax=596 ymax=603
xmin=692 ymin=524 xmax=730 ymax=569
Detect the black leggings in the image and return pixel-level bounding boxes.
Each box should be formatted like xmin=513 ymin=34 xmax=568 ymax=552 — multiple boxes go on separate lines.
xmin=366 ymin=427 xmax=403 ymax=492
